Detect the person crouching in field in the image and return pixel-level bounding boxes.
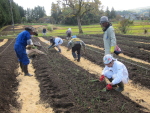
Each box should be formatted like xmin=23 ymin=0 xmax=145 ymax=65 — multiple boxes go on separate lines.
xmin=66 ymin=28 xmax=72 ymax=40
xmin=48 ymin=37 xmax=63 ymax=53
xmin=67 ymin=35 xmax=86 ymax=62
xmin=14 ymin=27 xmax=38 ymax=76
xmin=99 ymin=54 xmax=129 ymax=92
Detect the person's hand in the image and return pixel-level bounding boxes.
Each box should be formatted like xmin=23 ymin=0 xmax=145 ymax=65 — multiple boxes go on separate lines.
xmin=106 ymin=84 xmax=112 ymax=90
xmin=99 ymin=75 xmax=105 ymax=81
xmin=110 ymin=46 xmax=115 ymax=53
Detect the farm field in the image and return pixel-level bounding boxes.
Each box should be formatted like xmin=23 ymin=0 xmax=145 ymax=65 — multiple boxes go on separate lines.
xmin=1 ymin=25 xmax=150 ymax=112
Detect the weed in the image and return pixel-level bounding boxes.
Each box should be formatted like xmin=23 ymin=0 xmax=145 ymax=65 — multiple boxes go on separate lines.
xmin=121 ymin=103 xmax=126 ymax=112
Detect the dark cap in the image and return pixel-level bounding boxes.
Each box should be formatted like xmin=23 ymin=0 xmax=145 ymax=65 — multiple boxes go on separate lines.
xmin=25 ymin=27 xmax=38 ymax=36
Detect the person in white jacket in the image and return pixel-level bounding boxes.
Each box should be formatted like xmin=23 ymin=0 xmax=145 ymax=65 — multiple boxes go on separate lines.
xmin=100 ymin=16 xmax=116 ymax=55
xmin=99 ymin=54 xmax=129 ymax=92
xmin=48 ymin=37 xmax=63 ymax=53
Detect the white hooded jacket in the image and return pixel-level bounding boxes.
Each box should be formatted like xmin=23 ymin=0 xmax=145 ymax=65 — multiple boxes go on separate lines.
xmin=102 ymin=60 xmax=129 ymax=85
xmin=103 ymin=26 xmax=116 ymax=55
xmin=54 ymin=37 xmax=63 ymax=46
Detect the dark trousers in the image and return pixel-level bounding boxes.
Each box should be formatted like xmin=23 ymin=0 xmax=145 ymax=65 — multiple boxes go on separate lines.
xmin=108 ymin=78 xmax=124 ymax=88
xmin=72 ymin=44 xmax=81 ymax=61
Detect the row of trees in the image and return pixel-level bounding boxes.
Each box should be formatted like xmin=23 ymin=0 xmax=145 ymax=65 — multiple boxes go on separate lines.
xmin=50 ymin=0 xmax=116 ymax=25
xmin=50 ymin=0 xmax=117 ymax=33
xmin=0 ymin=0 xmax=46 ymax=28
xmin=0 ymin=0 xmax=24 ymax=27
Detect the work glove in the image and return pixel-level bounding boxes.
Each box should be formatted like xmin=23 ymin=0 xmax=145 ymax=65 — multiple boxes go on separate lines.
xmin=31 ymin=45 xmax=36 ymax=49
xmin=99 ymin=75 xmax=105 ymax=81
xmin=106 ymin=84 xmax=112 ymax=90
xmin=110 ymin=46 xmax=115 ymax=53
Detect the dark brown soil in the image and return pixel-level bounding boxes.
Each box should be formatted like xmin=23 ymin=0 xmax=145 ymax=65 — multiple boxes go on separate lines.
xmin=0 ymin=39 xmax=19 ymax=113
xmin=31 ymin=38 xmax=147 ymax=113
xmin=0 ymin=35 xmax=149 ymax=112
xmin=50 ymin=35 xmax=150 ymax=89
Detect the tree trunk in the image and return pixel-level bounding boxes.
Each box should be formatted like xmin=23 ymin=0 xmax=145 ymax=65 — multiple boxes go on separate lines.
xmin=77 ymin=16 xmax=83 ymax=34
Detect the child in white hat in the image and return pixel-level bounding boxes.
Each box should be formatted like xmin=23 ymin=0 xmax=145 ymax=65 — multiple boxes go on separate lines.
xmin=99 ymin=54 xmax=129 ymax=92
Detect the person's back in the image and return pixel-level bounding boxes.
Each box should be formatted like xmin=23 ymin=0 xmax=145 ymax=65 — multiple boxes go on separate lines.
xmin=54 ymin=37 xmax=63 ymax=45
xmin=15 ymin=30 xmax=31 ymax=47
xmin=43 ymin=28 xmax=46 ymax=33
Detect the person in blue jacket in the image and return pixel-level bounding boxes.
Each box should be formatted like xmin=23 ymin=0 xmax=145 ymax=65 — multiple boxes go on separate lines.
xmin=14 ymin=27 xmax=38 ymax=76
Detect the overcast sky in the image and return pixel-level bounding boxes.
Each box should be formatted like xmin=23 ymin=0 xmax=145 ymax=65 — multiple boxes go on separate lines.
xmin=13 ymin=0 xmax=150 ymax=16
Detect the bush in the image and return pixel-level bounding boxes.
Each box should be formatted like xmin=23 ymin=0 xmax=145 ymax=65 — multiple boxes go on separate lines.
xmin=47 ymin=24 xmax=53 ymax=31
xmin=118 ymin=19 xmax=133 ymax=34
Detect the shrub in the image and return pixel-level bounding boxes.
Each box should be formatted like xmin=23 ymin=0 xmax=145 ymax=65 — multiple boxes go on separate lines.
xmin=118 ymin=19 xmax=133 ymax=34
xmin=47 ymin=24 xmax=53 ymax=31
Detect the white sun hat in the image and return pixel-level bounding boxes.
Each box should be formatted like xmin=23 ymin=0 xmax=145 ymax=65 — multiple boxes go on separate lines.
xmin=103 ymin=54 xmax=115 ymax=64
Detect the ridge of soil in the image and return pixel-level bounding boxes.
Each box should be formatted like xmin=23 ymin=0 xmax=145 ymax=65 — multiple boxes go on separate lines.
xmin=39 ymin=37 xmax=150 ymax=112
xmin=0 ymin=39 xmax=19 ymax=113
xmin=35 ymin=37 xmax=148 ymax=112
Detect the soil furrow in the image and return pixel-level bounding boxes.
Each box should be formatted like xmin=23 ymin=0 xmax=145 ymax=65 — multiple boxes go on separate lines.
xmin=39 ymin=37 xmax=150 ymax=112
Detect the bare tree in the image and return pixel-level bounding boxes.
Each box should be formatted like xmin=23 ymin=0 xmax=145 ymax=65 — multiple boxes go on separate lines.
xmin=58 ymin=0 xmax=101 ymax=34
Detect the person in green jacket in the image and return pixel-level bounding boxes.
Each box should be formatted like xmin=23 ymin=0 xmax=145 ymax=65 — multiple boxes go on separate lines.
xmin=100 ymin=16 xmax=116 ymax=55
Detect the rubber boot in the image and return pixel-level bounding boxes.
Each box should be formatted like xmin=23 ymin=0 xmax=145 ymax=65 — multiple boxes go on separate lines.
xmin=19 ymin=62 xmax=24 ymax=72
xmin=77 ymin=54 xmax=80 ymax=62
xmin=23 ymin=65 xmax=33 ymax=76
xmin=72 ymin=52 xmax=77 ymax=61
xmin=115 ymin=82 xmax=124 ymax=92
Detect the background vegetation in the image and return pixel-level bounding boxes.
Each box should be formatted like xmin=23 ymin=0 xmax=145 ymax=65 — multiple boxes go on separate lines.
xmin=0 ymin=0 xmax=150 ymax=38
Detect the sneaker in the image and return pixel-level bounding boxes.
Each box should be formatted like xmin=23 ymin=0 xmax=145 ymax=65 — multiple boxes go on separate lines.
xmin=24 ymin=73 xmax=33 ymax=76
xmin=115 ymin=87 xmax=124 ymax=92
xmin=77 ymin=59 xmax=80 ymax=62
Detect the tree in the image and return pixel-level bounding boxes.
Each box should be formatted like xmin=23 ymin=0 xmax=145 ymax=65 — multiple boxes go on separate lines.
xmin=57 ymin=0 xmax=101 ymax=34
xmin=51 ymin=2 xmax=62 ymax=24
xmin=0 ymin=0 xmax=11 ymax=27
xmin=105 ymin=6 xmax=110 ymax=18
xmin=110 ymin=7 xmax=116 ymax=19
xmin=118 ymin=19 xmax=133 ymax=34
xmin=25 ymin=6 xmax=46 ymax=23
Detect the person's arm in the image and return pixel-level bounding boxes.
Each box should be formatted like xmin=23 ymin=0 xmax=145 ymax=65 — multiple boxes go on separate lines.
xmin=27 ymin=39 xmax=33 ymax=45
xmin=67 ymin=41 xmax=72 ymax=51
xmin=111 ymin=67 xmax=123 ymax=85
xmin=108 ymin=27 xmax=116 ymax=53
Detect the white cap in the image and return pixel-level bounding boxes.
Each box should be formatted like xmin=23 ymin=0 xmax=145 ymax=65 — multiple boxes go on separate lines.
xmin=100 ymin=16 xmax=109 ymax=24
xmin=68 ymin=28 xmax=71 ymax=30
xmin=103 ymin=54 xmax=115 ymax=64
